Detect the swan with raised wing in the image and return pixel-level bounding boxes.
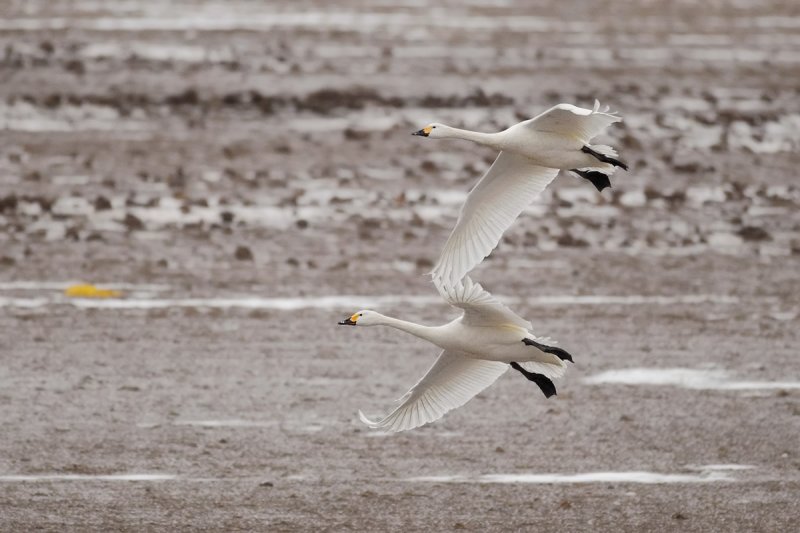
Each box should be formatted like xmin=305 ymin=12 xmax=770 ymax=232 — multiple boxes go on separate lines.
xmin=413 ymin=101 xmax=627 ymax=286
xmin=338 ymin=277 xmax=573 ymax=432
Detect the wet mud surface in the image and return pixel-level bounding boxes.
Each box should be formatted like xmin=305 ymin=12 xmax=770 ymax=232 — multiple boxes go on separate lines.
xmin=1 ymin=0 xmax=799 ymax=531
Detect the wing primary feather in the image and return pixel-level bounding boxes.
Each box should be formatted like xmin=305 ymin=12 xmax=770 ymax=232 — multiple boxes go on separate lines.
xmin=432 ymin=154 xmax=559 ymax=285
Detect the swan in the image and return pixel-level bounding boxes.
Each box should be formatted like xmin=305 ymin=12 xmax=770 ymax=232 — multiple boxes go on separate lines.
xmin=413 ymin=101 xmax=627 ymax=287
xmin=338 ymin=277 xmax=573 ymax=432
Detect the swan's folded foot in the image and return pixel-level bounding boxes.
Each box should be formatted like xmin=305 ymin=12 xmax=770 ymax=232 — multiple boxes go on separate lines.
xmin=510 ymin=362 xmax=557 ymax=398
xmin=570 ymin=169 xmax=611 ymax=192
xmin=522 ymin=338 xmax=574 ymax=363
xmin=581 ymin=145 xmax=629 ymax=171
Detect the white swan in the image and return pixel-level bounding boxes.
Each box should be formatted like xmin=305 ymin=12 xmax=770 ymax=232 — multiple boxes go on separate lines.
xmin=413 ymin=101 xmax=627 ymax=287
xmin=338 ymin=277 xmax=573 ymax=432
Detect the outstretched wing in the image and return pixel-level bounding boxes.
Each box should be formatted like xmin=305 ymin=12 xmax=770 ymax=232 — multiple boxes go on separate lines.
xmin=359 ymin=350 xmax=508 ymax=432
xmin=522 ymin=100 xmax=621 ymax=143
xmin=431 ymin=152 xmax=559 ymax=287
xmin=436 ymin=276 xmax=532 ymax=330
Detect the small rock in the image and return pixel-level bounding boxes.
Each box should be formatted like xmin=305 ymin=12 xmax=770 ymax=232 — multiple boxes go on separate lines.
xmin=344 ymin=128 xmax=369 ymax=140
xmin=0 ymin=195 xmax=18 ymax=213
xmin=738 ymin=226 xmax=771 ymax=242
xmin=94 ymin=195 xmax=112 ymax=211
xmin=259 ymin=481 xmax=274 ymax=488
xmin=420 ymin=160 xmax=438 ymax=172
xmin=672 ymin=512 xmax=687 ymax=520
xmin=234 ymin=246 xmax=253 ymax=261
xmin=123 ymin=213 xmax=144 ymax=231
xmin=65 ymin=59 xmax=85 ymax=75
xmin=416 ymin=257 xmax=433 ymax=269
xmin=557 ymin=234 xmax=589 ymax=248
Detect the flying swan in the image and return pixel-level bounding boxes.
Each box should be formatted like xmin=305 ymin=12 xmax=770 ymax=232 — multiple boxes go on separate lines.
xmin=338 ymin=277 xmax=573 ymax=432
xmin=413 ymin=101 xmax=627 ymax=287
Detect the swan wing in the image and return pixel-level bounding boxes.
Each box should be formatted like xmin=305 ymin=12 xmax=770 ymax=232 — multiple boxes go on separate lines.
xmin=436 ymin=276 xmax=532 ymax=330
xmin=431 ymin=151 xmax=559 ymax=287
xmin=358 ymin=350 xmax=508 ymax=432
xmin=522 ymin=100 xmax=621 ymax=143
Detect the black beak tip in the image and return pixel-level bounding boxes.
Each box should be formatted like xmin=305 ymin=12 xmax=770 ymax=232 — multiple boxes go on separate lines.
xmin=338 ymin=318 xmax=356 ymax=326
xmin=412 ymin=129 xmax=428 ymax=137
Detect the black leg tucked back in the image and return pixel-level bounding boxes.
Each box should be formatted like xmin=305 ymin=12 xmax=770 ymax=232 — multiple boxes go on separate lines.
xmin=522 ymin=338 xmax=574 ymax=363
xmin=581 ymin=145 xmax=629 ymax=170
xmin=570 ymin=169 xmax=611 ymax=192
xmin=510 ymin=362 xmax=557 ymax=398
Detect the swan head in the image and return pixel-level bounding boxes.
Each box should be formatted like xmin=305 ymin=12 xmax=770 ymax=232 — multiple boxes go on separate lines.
xmin=411 ymin=123 xmax=448 ymax=139
xmin=338 ymin=309 xmax=381 ymax=326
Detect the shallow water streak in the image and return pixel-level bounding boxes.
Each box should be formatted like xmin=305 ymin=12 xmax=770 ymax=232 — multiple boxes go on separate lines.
xmin=408 ymin=468 xmax=744 ymax=484
xmin=173 ymin=419 xmax=277 ymax=428
xmin=584 ymin=368 xmax=800 ymax=391
xmin=0 ymin=474 xmax=176 ymax=482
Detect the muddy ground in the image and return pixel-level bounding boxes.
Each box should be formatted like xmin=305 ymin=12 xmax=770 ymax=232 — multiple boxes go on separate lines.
xmin=0 ymin=0 xmax=799 ymax=531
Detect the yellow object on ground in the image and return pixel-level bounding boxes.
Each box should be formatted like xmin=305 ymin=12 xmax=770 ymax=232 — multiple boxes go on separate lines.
xmin=64 ymin=284 xmax=122 ymax=298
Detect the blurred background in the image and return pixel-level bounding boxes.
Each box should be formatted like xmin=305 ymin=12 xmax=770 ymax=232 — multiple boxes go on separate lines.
xmin=1 ymin=1 xmax=798 ymax=530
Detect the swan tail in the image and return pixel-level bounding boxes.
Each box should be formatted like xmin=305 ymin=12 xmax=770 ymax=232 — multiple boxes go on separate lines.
xmin=589 ymin=144 xmax=617 ymax=157
xmin=514 ymin=359 xmax=568 ymax=380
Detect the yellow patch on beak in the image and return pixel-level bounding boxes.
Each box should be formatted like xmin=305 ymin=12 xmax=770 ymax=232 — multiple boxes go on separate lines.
xmin=423 ymin=126 xmax=433 ymax=135
xmin=349 ymin=313 xmax=360 ymax=323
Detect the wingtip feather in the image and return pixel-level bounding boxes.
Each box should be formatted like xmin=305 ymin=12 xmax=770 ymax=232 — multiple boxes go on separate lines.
xmin=358 ymin=409 xmax=380 ymax=428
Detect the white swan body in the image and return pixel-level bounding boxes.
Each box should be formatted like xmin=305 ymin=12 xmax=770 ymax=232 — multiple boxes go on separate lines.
xmin=339 ymin=277 xmax=572 ymax=432
xmin=428 ymin=126 xmax=601 ymax=170
xmin=414 ymin=101 xmax=626 ymax=287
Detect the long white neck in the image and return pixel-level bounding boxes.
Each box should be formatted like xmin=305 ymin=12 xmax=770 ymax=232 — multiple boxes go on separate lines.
xmin=441 ymin=126 xmax=503 ymax=149
xmin=376 ymin=314 xmax=443 ymax=345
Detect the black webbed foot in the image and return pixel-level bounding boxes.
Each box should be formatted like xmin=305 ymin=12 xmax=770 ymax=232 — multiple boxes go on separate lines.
xmin=510 ymin=362 xmax=557 ymax=398
xmin=522 ymin=338 xmax=574 ymax=363
xmin=570 ymin=169 xmax=611 ymax=192
xmin=581 ymin=145 xmax=629 ymax=171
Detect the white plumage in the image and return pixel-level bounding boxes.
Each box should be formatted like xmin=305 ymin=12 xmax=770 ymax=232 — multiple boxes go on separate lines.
xmin=415 ymin=101 xmax=626 ymax=287
xmin=358 ymin=351 xmax=508 ymax=432
xmin=341 ymin=277 xmax=571 ymax=432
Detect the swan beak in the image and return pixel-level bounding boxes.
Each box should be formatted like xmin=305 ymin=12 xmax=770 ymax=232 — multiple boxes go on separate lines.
xmin=412 ymin=126 xmax=431 ymax=137
xmin=338 ymin=316 xmax=357 ymax=326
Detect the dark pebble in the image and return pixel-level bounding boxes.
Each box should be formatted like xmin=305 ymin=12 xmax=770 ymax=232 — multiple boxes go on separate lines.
xmin=94 ymin=196 xmax=112 ymax=211
xmin=234 ymin=246 xmax=253 ymax=261
xmin=123 ymin=213 xmax=144 ymax=231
